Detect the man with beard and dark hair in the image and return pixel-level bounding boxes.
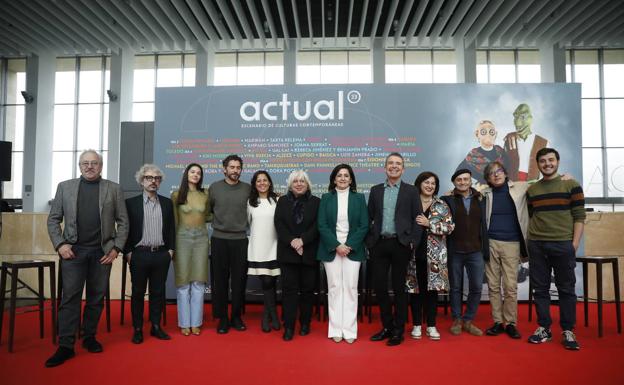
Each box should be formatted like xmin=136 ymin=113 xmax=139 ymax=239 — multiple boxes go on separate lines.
xmin=526 ymin=148 xmax=585 ymax=351
xmin=209 ymin=154 xmax=251 ymax=333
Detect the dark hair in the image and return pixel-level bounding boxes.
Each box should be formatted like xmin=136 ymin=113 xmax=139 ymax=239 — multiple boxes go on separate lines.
xmin=177 ymin=163 xmax=204 ymax=205
xmin=222 ymin=154 xmax=243 ymax=169
xmin=414 ymin=171 xmax=440 ymax=196
xmin=385 ymin=152 xmax=404 ymax=165
xmin=328 ymin=164 xmax=357 ymax=192
xmin=535 ymin=147 xmax=560 ymax=162
xmin=483 ymin=161 xmax=508 ymax=187
xmin=249 ymin=170 xmax=278 ymax=207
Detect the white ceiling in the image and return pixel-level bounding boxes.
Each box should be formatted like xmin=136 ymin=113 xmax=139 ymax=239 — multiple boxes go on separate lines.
xmin=0 ymin=0 xmax=623 ymax=56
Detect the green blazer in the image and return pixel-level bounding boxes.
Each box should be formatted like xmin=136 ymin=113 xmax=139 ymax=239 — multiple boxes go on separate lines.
xmin=316 ymin=190 xmax=369 ymax=262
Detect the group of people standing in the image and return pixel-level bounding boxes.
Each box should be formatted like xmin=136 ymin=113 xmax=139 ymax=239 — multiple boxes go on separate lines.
xmin=44 ymin=146 xmax=585 ymax=368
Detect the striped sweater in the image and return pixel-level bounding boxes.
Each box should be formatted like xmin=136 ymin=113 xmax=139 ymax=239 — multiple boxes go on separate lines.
xmin=526 ymin=175 xmax=586 ymax=241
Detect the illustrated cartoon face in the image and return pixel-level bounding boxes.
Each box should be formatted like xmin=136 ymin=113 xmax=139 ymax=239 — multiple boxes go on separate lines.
xmin=513 ymin=103 xmax=533 ymax=133
xmin=475 ymin=120 xmax=497 ymax=149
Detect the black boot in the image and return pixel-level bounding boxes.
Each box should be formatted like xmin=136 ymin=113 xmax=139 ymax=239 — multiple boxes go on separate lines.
xmin=265 ymin=288 xmax=281 ymax=331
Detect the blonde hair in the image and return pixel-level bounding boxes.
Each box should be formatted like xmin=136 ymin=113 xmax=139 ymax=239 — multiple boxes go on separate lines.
xmin=286 ymin=170 xmax=312 ymax=192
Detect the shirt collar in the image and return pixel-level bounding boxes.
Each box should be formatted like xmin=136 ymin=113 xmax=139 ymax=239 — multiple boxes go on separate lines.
xmin=143 ymin=191 xmax=159 ymax=203
xmin=384 ymin=179 xmax=401 ymax=188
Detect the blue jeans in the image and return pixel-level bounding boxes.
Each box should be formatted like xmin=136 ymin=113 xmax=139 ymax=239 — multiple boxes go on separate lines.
xmin=449 ymin=251 xmax=485 ymax=321
xmin=176 ymin=281 xmax=205 ymax=328
xmin=528 ymin=240 xmax=577 ymax=331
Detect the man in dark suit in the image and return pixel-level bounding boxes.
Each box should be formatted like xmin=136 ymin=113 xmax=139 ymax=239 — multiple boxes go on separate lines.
xmin=46 ymin=150 xmax=128 ymax=367
xmin=124 ymin=164 xmax=175 ymax=344
xmin=367 ymin=152 xmax=422 ymax=346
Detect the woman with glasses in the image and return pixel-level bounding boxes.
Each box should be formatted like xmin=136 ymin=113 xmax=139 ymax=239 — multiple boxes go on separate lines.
xmin=171 ymin=163 xmax=212 ymax=336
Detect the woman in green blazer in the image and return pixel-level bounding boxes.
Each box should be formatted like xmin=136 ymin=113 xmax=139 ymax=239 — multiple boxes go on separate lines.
xmin=317 ymin=164 xmax=369 ymax=343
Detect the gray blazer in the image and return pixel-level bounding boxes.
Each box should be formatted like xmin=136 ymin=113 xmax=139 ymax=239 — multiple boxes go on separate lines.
xmin=47 ymin=178 xmax=129 ymax=254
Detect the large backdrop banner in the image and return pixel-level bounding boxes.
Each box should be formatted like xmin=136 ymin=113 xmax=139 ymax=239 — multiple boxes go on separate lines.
xmin=154 ymin=83 xmax=582 ymax=300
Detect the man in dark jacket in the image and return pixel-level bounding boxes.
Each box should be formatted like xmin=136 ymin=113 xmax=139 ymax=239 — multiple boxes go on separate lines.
xmin=124 ymin=164 xmax=175 ymax=344
xmin=441 ymin=169 xmax=489 ymax=337
xmin=367 ymin=152 xmax=422 ymax=346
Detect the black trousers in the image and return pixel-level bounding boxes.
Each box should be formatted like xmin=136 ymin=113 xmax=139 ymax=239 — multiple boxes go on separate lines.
xmin=129 ymin=248 xmax=170 ymax=329
xmin=528 ymin=240 xmax=577 ymax=331
xmin=280 ymin=261 xmax=317 ymax=330
xmin=58 ymin=245 xmax=110 ymax=348
xmin=371 ymin=238 xmax=411 ymax=333
xmin=410 ymin=256 xmax=438 ymax=326
xmin=210 ymin=237 xmax=248 ymax=320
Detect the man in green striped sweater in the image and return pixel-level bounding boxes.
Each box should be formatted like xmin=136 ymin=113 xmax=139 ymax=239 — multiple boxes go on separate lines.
xmin=526 ymin=147 xmax=585 ymax=350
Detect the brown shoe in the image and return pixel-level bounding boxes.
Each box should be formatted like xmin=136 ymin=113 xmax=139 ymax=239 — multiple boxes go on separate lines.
xmin=450 ymin=319 xmax=463 ymax=335
xmin=463 ymin=321 xmax=483 ymax=336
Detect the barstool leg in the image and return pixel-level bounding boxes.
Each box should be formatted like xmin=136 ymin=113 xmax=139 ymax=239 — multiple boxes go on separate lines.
xmin=583 ymin=261 xmax=589 ymax=327
xmin=8 ymin=266 xmax=18 ymax=352
xmin=0 ymin=265 xmax=7 ymax=345
xmin=597 ymin=262 xmax=603 ymax=337
xmin=50 ymin=264 xmax=57 ymax=345
xmin=38 ymin=266 xmax=45 ymax=338
xmin=612 ymin=260 xmax=621 ymax=334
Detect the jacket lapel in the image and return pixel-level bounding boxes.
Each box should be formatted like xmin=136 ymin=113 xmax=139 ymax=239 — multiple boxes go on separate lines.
xmin=99 ymin=180 xmax=107 ymax=214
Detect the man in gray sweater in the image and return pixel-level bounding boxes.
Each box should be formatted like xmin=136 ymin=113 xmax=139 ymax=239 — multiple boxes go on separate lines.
xmin=209 ymin=154 xmax=251 ymax=333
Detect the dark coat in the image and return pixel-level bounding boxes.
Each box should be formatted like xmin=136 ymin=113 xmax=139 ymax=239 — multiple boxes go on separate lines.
xmin=124 ymin=193 xmax=175 ymax=254
xmin=274 ymin=192 xmax=320 ymax=266
xmin=365 ymin=181 xmax=422 ymax=248
xmin=441 ymin=189 xmax=490 ymax=261
xmin=316 ymin=191 xmax=369 ymax=262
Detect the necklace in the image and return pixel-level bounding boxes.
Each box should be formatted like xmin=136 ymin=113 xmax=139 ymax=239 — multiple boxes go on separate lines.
xmin=421 ymin=197 xmax=433 ymax=203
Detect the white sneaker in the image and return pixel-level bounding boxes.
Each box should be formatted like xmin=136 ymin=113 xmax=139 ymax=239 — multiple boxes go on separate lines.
xmin=411 ymin=325 xmax=422 ymax=339
xmin=426 ymin=326 xmax=441 ymax=340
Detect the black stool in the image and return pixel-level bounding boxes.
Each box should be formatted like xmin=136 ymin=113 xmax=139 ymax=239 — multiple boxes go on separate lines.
xmin=0 ymin=260 xmax=57 ymax=352
xmin=120 ymin=256 xmax=167 ymax=326
xmin=576 ymin=256 xmax=622 ymax=337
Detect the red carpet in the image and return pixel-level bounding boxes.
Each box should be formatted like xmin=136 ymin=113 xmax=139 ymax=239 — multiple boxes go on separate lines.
xmin=1 ymin=301 xmax=622 ymax=385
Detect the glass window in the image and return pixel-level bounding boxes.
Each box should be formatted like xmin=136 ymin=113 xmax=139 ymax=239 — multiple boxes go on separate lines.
xmin=297 ymin=51 xmax=320 ymax=84
xmin=51 ymin=152 xmax=74 ymax=194
xmin=604 ymin=49 xmax=624 ymax=98
xmin=183 ymin=54 xmax=196 ymax=87
xmin=433 ymin=51 xmax=456 ymax=83
xmin=489 ymin=51 xmax=515 ymax=83
xmin=604 ymin=99 xmax=624 ymax=147
xmin=385 ymin=51 xmax=405 ymax=83
xmin=476 ymin=51 xmax=488 ymax=83
xmin=517 ymin=51 xmax=541 ymax=83
xmin=77 ymin=104 xmax=102 ymax=150
xmin=265 ymin=52 xmax=284 ymax=85
xmin=55 ymin=58 xmax=76 ymax=104
xmin=3 ymin=105 xmax=25 ymax=152
xmin=405 ymin=51 xmax=432 ymax=83
xmin=132 ymin=102 xmax=154 ymax=121
xmin=79 ymin=57 xmax=103 ymax=103
xmin=2 ymin=59 xmax=26 ymax=199
xmin=133 ymin=55 xmax=155 ymax=102
xmin=53 ymin=105 xmax=75 ymax=151
xmin=4 ymin=152 xmax=23 ymax=199
xmin=581 ymin=99 xmax=602 ymax=147
xmin=320 ymin=51 xmax=348 ymax=84
xmin=607 ymin=149 xmax=624 ymax=197
xmin=582 ymin=148 xmax=604 ymax=198
xmin=348 ymin=51 xmax=371 ymax=84
xmin=6 ymin=59 xmax=26 ymax=105
xmin=574 ymin=50 xmax=600 ymax=98
xmin=157 ymin=54 xmax=183 ymax=87
xmin=214 ymin=53 xmax=237 ymax=86
xmin=238 ymin=52 xmax=264 ymax=85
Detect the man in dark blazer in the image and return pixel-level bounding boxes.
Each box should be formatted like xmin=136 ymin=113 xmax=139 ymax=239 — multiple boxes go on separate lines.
xmin=366 ymin=152 xmax=422 ymax=346
xmin=441 ymin=169 xmax=490 ymax=337
xmin=46 ymin=150 xmax=128 ymax=367
xmin=124 ymin=164 xmax=175 ymax=344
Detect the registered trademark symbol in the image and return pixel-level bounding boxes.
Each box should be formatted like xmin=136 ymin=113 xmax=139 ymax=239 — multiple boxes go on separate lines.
xmin=347 ymin=90 xmax=361 ymax=104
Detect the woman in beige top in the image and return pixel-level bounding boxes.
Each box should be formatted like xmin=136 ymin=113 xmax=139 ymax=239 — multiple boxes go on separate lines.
xmin=171 ymin=163 xmax=211 ymax=336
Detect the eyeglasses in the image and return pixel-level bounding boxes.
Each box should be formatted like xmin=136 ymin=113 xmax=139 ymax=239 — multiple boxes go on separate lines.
xmin=143 ymin=176 xmax=162 ymax=182
xmin=79 ymin=161 xmax=100 ymax=167
xmin=479 ymin=128 xmax=496 ymax=136
xmin=489 ymin=169 xmax=505 ymax=177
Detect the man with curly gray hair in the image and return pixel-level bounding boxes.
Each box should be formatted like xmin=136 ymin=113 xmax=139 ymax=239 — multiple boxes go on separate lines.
xmin=124 ymin=163 xmax=175 ymax=345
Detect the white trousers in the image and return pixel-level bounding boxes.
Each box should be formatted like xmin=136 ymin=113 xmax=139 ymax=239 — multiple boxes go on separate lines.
xmin=324 ymin=257 xmax=361 ymax=339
